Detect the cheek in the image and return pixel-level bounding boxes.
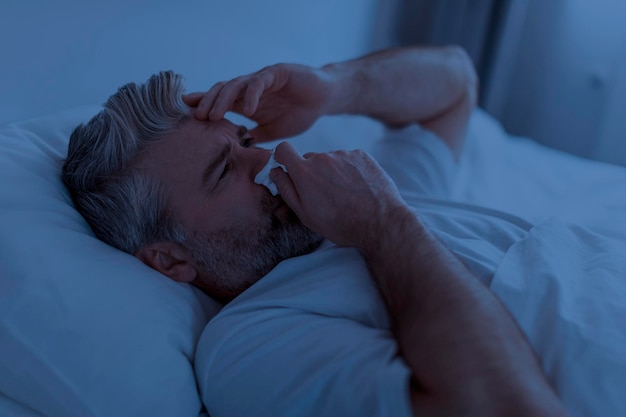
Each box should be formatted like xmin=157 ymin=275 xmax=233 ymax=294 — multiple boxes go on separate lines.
xmin=213 ymin=184 xmax=271 ymax=224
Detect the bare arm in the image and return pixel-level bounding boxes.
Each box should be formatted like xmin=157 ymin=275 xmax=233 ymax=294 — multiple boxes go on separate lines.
xmin=324 ymin=46 xmax=477 ymax=155
xmin=270 ymin=144 xmax=568 ymax=417
xmin=183 ymin=46 xmax=477 ymax=157
xmin=364 ymin=205 xmax=567 ymax=417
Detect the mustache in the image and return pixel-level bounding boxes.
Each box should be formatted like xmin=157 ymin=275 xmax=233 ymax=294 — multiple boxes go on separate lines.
xmin=261 ymin=191 xmax=284 ymax=213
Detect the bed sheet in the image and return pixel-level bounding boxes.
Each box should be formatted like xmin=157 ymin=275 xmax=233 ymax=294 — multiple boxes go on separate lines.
xmin=396 ymin=114 xmax=626 ymax=415
xmin=453 ymin=110 xmax=626 ymax=240
xmin=491 ymin=217 xmax=626 ymax=416
xmin=262 ymin=108 xmax=626 ymax=241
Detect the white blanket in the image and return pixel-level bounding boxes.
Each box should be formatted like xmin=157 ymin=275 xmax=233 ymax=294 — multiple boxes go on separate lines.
xmin=491 ymin=218 xmax=626 ymax=416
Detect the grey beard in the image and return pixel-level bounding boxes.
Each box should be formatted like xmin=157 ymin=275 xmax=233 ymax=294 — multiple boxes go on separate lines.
xmin=179 ymin=204 xmax=323 ymax=302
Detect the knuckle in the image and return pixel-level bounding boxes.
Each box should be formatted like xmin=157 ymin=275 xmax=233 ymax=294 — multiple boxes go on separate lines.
xmin=331 ymin=150 xmax=349 ymax=159
xmin=352 ymin=149 xmax=372 ymax=161
xmin=211 ymin=81 xmax=226 ymax=91
xmin=248 ymin=77 xmax=262 ymax=88
xmin=311 ymin=152 xmax=329 ymax=162
xmin=227 ymin=77 xmax=246 ymax=90
xmin=257 ymin=64 xmax=277 ymax=76
xmin=221 ymin=80 xmax=238 ymax=93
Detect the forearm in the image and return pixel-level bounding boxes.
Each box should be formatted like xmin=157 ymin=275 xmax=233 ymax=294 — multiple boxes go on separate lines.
xmin=323 ymin=46 xmax=477 ymax=126
xmin=271 ymin=138 xmax=566 ymax=415
xmin=362 ymin=206 xmax=568 ymax=416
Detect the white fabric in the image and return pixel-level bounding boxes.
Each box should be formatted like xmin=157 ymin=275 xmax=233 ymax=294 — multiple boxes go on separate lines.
xmin=253 ymin=148 xmax=287 ymax=196
xmin=196 ymin=122 xmax=626 ymax=417
xmin=3 ymin=105 xmax=626 ymax=417
xmin=195 ymin=125 xmax=538 ymax=416
xmin=490 ymin=219 xmax=626 ymax=416
xmin=196 ymin=245 xmax=412 ymax=417
xmin=392 ymin=126 xmax=626 ymax=416
xmin=454 ymin=111 xmax=626 ymax=240
xmin=372 ymin=126 xmax=534 ymax=284
xmin=0 ymin=108 xmax=221 ymax=417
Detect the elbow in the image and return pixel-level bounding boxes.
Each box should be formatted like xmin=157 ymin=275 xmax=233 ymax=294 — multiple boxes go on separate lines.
xmin=445 ymin=45 xmax=479 ymax=108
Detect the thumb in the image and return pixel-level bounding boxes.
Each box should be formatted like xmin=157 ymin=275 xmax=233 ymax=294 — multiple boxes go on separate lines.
xmin=248 ymin=125 xmax=273 ymax=143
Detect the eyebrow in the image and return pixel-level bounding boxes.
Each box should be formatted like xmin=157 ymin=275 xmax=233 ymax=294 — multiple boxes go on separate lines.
xmin=201 ymin=142 xmax=232 ymax=188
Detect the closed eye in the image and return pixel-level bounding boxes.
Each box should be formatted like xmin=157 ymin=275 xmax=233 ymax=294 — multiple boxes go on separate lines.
xmin=241 ymin=137 xmax=254 ymax=148
xmin=219 ymin=161 xmax=231 ymax=180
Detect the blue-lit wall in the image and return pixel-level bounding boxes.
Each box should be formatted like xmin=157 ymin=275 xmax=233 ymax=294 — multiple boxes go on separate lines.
xmin=0 ymin=0 xmax=378 ymax=124
xmin=497 ymin=0 xmax=626 ymax=165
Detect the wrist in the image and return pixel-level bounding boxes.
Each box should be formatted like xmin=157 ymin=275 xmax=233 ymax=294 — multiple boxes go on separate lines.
xmin=361 ymin=203 xmax=424 ymax=259
xmin=360 ymin=203 xmax=432 ymax=316
xmin=320 ymin=61 xmax=364 ymax=115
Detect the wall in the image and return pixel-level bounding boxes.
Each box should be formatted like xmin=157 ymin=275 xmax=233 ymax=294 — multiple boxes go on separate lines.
xmin=496 ymin=0 xmax=626 ymax=164
xmin=0 ymin=0 xmax=378 ymax=124
xmin=383 ymin=0 xmax=626 ymax=165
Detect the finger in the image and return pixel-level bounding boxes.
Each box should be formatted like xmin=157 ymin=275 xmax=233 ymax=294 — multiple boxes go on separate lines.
xmin=195 ymin=82 xmax=226 ymax=120
xmin=181 ymin=92 xmax=204 ymax=106
xmin=247 ymin=119 xmax=291 ymax=142
xmin=242 ymin=72 xmax=272 ymax=116
xmin=273 ymin=142 xmax=306 ymax=175
xmin=242 ymin=79 xmax=261 ymax=116
xmin=248 ymin=125 xmax=272 ymax=143
xmin=210 ymin=77 xmax=248 ymax=120
xmin=302 ymin=152 xmax=319 ymax=159
xmin=270 ymin=168 xmax=304 ymax=217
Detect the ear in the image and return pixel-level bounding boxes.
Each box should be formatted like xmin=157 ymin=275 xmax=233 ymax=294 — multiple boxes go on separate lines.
xmin=135 ymin=241 xmax=198 ymax=284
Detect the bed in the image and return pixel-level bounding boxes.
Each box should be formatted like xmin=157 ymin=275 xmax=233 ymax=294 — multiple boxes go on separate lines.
xmin=1 ymin=104 xmax=625 ymax=416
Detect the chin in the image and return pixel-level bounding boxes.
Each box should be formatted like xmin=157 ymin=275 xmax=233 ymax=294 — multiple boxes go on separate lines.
xmin=182 ymin=209 xmax=322 ymax=301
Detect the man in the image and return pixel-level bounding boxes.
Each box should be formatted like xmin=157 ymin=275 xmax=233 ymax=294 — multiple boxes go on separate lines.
xmin=62 ymin=46 xmax=568 ymax=416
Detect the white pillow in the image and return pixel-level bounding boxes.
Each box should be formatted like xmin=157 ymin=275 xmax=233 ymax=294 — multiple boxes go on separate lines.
xmin=0 ymin=107 xmax=221 ymax=417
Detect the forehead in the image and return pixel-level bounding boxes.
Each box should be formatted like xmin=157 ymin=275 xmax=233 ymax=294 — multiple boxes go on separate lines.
xmin=160 ymin=118 xmax=236 ymax=155
xmin=137 ymin=118 xmax=237 ymax=175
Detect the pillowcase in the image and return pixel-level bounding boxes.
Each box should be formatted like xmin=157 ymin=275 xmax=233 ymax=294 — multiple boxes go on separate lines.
xmin=0 ymin=107 xmax=221 ymax=417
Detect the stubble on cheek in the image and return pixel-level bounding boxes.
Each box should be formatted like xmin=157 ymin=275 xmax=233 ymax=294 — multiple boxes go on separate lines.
xmin=182 ymin=192 xmax=322 ymax=299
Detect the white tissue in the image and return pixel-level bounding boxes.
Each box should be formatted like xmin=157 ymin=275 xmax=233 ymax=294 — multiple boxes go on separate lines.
xmin=254 ymin=149 xmax=287 ymax=196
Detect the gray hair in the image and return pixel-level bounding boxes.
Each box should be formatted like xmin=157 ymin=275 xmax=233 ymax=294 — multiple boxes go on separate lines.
xmin=62 ymin=71 xmax=191 ymax=254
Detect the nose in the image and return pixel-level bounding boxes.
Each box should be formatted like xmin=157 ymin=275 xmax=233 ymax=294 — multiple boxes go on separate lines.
xmin=249 ymin=147 xmax=273 ymax=180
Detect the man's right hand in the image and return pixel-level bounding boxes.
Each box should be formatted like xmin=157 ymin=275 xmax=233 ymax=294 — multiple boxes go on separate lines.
xmin=182 ymin=63 xmax=338 ymax=142
xmin=271 ymin=144 xmax=569 ymax=417
xmin=270 ymin=142 xmax=408 ymax=251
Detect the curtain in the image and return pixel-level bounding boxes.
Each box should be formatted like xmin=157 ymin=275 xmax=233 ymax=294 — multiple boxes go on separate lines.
xmin=372 ymin=0 xmax=530 ymax=117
